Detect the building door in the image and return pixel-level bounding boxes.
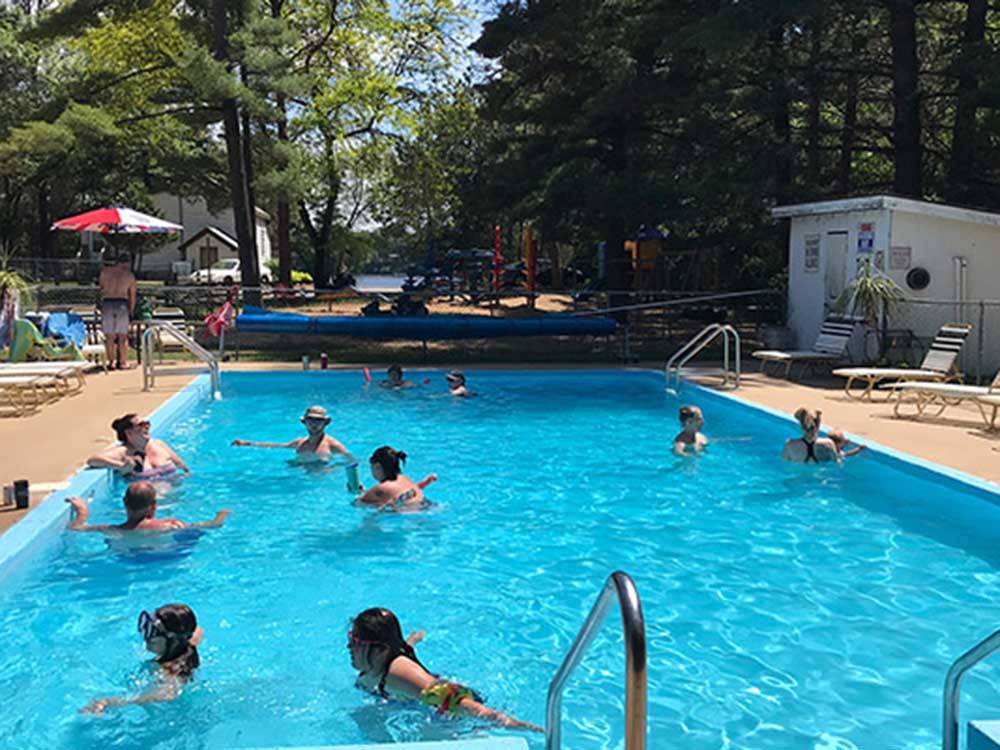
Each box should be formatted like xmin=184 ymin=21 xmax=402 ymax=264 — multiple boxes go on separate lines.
xmin=825 ymin=231 xmax=849 ymax=308
xmin=199 ymin=243 xmax=218 ymax=270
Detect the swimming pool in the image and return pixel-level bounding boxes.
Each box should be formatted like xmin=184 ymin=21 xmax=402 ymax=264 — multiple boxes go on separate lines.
xmin=2 ymin=369 xmax=1000 ymax=750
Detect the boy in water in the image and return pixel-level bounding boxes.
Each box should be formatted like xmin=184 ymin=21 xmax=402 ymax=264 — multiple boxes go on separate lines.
xmin=65 ymin=481 xmax=229 ymax=534
xmin=826 ymin=428 xmax=866 ymax=459
xmin=673 ymin=405 xmax=708 ymax=455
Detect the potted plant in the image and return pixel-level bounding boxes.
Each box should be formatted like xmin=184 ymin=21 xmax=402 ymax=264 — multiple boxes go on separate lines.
xmin=834 ymin=258 xmax=904 ymax=362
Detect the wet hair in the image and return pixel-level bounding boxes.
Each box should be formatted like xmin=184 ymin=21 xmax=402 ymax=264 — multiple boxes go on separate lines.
xmin=827 ymin=428 xmax=847 ymax=447
xmin=370 ymin=446 xmax=406 ymax=480
xmin=153 ymin=603 xmax=200 ymax=677
xmin=350 ymin=607 xmax=424 ymax=677
xmin=112 ymin=414 xmax=139 ymax=442
xmin=123 ymin=482 xmax=156 ymax=514
xmin=679 ymin=405 xmax=702 ymax=424
xmin=794 ymin=407 xmax=821 ymax=432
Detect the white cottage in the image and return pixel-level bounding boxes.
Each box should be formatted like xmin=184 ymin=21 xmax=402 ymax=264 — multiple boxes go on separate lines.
xmin=772 ymin=195 xmax=1000 ymax=374
xmin=138 ymin=194 xmax=273 ymax=280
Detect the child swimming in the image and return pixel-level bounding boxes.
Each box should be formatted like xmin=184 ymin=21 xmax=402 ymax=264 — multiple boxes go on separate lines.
xmin=347 ymin=607 xmax=541 ymax=732
xmin=782 ymin=407 xmax=839 ymax=464
xmin=826 ymin=428 xmax=867 ymax=459
xmin=82 ymin=603 xmax=203 ymax=714
xmin=673 ymin=405 xmax=708 ymax=455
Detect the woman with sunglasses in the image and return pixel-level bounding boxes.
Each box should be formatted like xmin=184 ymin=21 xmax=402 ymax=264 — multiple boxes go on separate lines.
xmin=347 ymin=607 xmax=541 ymax=732
xmin=82 ymin=603 xmax=203 ymax=714
xmin=231 ymin=405 xmax=352 ymax=463
xmin=87 ymin=413 xmax=190 ymax=480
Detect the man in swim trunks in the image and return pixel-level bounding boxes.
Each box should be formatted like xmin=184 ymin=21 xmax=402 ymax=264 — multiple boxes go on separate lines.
xmin=65 ymin=481 xmax=230 ymax=535
xmin=98 ymin=251 xmax=137 ymax=369
xmin=231 ymin=405 xmax=353 ymax=463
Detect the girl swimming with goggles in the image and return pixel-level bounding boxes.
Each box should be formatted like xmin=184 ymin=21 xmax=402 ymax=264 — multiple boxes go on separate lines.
xmin=82 ymin=603 xmax=203 ymax=714
xmin=348 ymin=607 xmax=541 ymax=732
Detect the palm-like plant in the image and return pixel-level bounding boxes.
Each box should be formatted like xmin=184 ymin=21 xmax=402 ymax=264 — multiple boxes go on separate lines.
xmin=0 ymin=253 xmax=34 ymax=309
xmin=834 ymin=258 xmax=904 ymax=360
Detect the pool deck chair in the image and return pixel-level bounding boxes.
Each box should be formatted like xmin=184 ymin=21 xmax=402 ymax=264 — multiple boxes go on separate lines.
xmin=890 ymin=368 xmax=1000 ymax=429
xmin=752 ymin=317 xmax=858 ymax=378
xmin=0 ymin=361 xmax=92 ymax=395
xmin=0 ymin=374 xmax=64 ymax=413
xmin=831 ymin=322 xmax=973 ymax=400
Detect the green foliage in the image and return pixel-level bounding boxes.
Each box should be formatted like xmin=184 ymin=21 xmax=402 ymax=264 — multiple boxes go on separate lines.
xmin=834 ymin=259 xmax=905 ymax=327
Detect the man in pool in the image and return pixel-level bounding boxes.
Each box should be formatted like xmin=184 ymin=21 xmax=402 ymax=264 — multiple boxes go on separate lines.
xmin=65 ymin=481 xmax=230 ymax=534
xmin=673 ymin=405 xmax=708 ymax=455
xmin=380 ymin=364 xmax=417 ymax=389
xmin=231 ymin=405 xmax=353 ymax=463
xmin=445 ymin=369 xmax=474 ymax=397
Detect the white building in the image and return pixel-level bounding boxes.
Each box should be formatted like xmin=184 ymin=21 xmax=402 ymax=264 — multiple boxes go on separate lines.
xmin=773 ymin=195 xmax=1000 ymax=375
xmin=140 ymin=194 xmax=272 ymax=280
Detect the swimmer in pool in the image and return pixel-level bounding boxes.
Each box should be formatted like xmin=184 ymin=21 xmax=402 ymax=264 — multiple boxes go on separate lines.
xmin=380 ymin=364 xmax=416 ymax=389
xmin=81 ymin=603 xmax=203 ymax=714
xmin=673 ymin=405 xmax=708 ymax=455
xmin=827 ymin=428 xmax=866 ymax=459
xmin=782 ymin=407 xmax=839 ymax=464
xmin=87 ymin=413 xmax=190 ymax=479
xmin=348 ymin=607 xmax=541 ymax=732
xmin=65 ymin=481 xmax=230 ymax=534
xmin=445 ymin=369 xmax=474 ymax=398
xmin=356 ymin=446 xmax=429 ymax=509
xmin=231 ymin=405 xmax=353 ymax=463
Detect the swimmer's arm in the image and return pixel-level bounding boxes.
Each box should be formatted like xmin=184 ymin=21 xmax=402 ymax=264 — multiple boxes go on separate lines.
xmin=672 ymin=438 xmax=687 ymax=456
xmin=64 ymin=497 xmax=116 ymax=532
xmin=81 ymin=680 xmax=182 ymax=714
xmin=455 ymin=696 xmax=543 ymax=733
xmin=841 ymin=445 xmax=866 ymax=458
xmin=406 ymin=629 xmax=425 ymax=647
xmin=358 ymin=485 xmax=391 ymax=506
xmin=326 ymin=437 xmax=351 ymax=457
xmin=186 ymin=509 xmax=232 ymax=529
xmin=230 ymin=438 xmax=297 ymax=449
xmin=163 ymin=443 xmax=190 ymax=473
xmin=86 ymin=447 xmax=133 ymax=473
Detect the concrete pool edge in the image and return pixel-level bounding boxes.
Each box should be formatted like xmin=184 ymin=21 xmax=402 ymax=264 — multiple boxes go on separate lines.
xmin=0 ymin=374 xmax=212 ymax=582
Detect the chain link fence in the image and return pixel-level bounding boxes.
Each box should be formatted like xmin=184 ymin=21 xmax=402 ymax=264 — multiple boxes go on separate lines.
xmin=891 ymin=298 xmax=1000 ymax=384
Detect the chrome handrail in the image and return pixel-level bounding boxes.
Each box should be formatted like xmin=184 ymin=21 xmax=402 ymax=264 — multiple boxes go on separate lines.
xmin=546 ymin=571 xmax=647 ymax=750
xmin=142 ymin=321 xmax=220 ymax=397
xmin=942 ymin=629 xmax=1000 ymax=750
xmin=665 ymin=323 xmax=741 ymax=390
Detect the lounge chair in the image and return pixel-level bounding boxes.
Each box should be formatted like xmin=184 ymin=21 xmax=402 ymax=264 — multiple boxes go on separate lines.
xmin=0 ymin=373 xmax=64 ymax=413
xmin=752 ymin=317 xmax=859 ymax=378
xmin=831 ymin=322 xmax=973 ymax=400
xmin=0 ymin=361 xmax=92 ymax=394
xmin=890 ymin=369 xmax=1000 ymax=428
xmin=6 ymin=319 xmax=82 ymax=363
xmin=978 ymin=395 xmax=1000 ymax=430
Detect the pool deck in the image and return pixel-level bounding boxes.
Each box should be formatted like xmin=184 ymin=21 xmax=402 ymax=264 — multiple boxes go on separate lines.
xmin=0 ymin=361 xmax=997 ymax=536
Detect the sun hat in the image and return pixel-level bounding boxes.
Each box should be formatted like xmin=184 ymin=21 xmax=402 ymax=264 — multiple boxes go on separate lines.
xmin=301 ymin=405 xmax=331 ymax=423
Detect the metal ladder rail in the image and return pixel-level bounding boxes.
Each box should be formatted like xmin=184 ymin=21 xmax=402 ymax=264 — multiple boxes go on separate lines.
xmin=142 ymin=321 xmax=220 ymax=396
xmin=665 ymin=324 xmax=741 ymax=390
xmin=546 ymin=571 xmax=647 ymax=750
xmin=942 ymin=629 xmax=1000 ymax=750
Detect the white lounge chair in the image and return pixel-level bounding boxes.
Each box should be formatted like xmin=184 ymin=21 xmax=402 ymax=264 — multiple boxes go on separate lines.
xmin=0 ymin=361 xmax=93 ymax=394
xmin=0 ymin=373 xmax=64 ymax=412
xmin=832 ymin=322 xmax=973 ymax=400
xmin=890 ymin=369 xmax=1000 ymax=428
xmin=978 ymin=395 xmax=1000 ymax=431
xmin=752 ymin=317 xmax=859 ymax=378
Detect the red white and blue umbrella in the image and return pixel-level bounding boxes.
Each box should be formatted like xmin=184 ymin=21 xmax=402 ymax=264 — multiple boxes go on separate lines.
xmin=51 ymin=205 xmax=183 ymax=234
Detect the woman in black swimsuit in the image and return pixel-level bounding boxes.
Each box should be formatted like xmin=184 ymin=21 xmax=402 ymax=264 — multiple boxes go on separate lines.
xmin=782 ymin=407 xmax=839 ymax=463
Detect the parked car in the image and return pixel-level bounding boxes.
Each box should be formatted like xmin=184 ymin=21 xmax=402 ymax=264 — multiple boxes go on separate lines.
xmin=186 ymin=259 xmax=251 ymax=285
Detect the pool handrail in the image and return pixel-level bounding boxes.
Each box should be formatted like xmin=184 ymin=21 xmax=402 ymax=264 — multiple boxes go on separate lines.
xmin=943 ymin=628 xmax=1000 ymax=750
xmin=142 ymin=321 xmax=220 ymax=397
xmin=665 ymin=323 xmax=741 ymax=390
xmin=545 ymin=571 xmax=647 ymax=750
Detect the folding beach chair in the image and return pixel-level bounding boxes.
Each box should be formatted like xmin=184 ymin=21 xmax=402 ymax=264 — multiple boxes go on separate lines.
xmin=752 ymin=317 xmax=859 ymax=378
xmin=891 ymin=368 xmax=1000 ymax=429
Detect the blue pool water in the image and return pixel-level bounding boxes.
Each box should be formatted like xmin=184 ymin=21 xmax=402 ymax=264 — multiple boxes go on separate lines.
xmin=2 ymin=370 xmax=1000 ymax=750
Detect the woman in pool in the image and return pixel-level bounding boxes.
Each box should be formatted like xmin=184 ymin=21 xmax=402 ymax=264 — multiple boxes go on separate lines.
xmin=445 ymin=369 xmax=474 ymax=397
xmin=348 ymin=607 xmax=541 ymax=732
xmin=82 ymin=603 xmax=203 ymax=714
xmin=231 ymin=405 xmax=353 ymax=463
xmin=782 ymin=407 xmax=839 ymax=464
xmin=66 ymin=481 xmax=230 ymax=535
xmin=356 ymin=446 xmax=432 ymax=509
xmin=380 ymin=364 xmax=416 ymax=389
xmin=87 ymin=413 xmax=190 ymax=479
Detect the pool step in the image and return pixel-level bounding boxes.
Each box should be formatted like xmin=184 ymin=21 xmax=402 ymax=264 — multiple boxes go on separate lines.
xmin=251 ymin=739 xmax=529 ymax=750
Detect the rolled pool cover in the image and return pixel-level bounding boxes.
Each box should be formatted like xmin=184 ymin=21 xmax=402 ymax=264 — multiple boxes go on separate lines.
xmin=235 ymin=306 xmax=616 ymax=340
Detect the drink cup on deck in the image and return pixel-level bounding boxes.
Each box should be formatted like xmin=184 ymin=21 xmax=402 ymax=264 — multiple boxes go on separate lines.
xmin=320 ymin=352 xmax=329 ymax=370
xmin=13 ymin=480 xmax=29 ymax=510
xmin=302 ymin=355 xmax=310 ymax=370
xmin=1 ymin=485 xmax=11 ymax=507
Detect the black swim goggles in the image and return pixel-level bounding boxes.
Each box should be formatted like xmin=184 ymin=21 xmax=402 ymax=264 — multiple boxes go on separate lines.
xmin=137 ymin=610 xmax=168 ymax=641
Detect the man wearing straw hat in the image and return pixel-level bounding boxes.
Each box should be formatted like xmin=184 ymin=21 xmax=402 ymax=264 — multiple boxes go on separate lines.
xmin=230 ymin=405 xmax=353 ymax=463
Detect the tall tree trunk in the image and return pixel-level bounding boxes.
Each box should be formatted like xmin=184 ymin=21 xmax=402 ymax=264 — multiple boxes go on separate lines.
xmin=946 ymin=0 xmax=988 ymax=204
xmin=212 ymin=0 xmax=260 ymax=304
xmin=889 ymin=0 xmax=922 ymax=197
xmin=838 ymin=32 xmax=863 ymax=194
xmin=276 ymin=98 xmax=292 ymax=287
xmin=806 ymin=17 xmax=823 ymax=189
xmin=36 ymin=185 xmax=53 ymax=278
xmin=767 ymin=24 xmax=792 ymax=205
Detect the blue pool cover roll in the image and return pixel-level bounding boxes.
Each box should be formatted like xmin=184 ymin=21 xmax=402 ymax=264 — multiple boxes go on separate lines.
xmin=236 ymin=306 xmax=616 ymax=340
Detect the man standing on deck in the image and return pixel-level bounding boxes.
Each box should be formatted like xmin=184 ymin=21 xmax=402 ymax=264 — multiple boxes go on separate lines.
xmin=98 ymin=250 xmax=137 ymax=369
